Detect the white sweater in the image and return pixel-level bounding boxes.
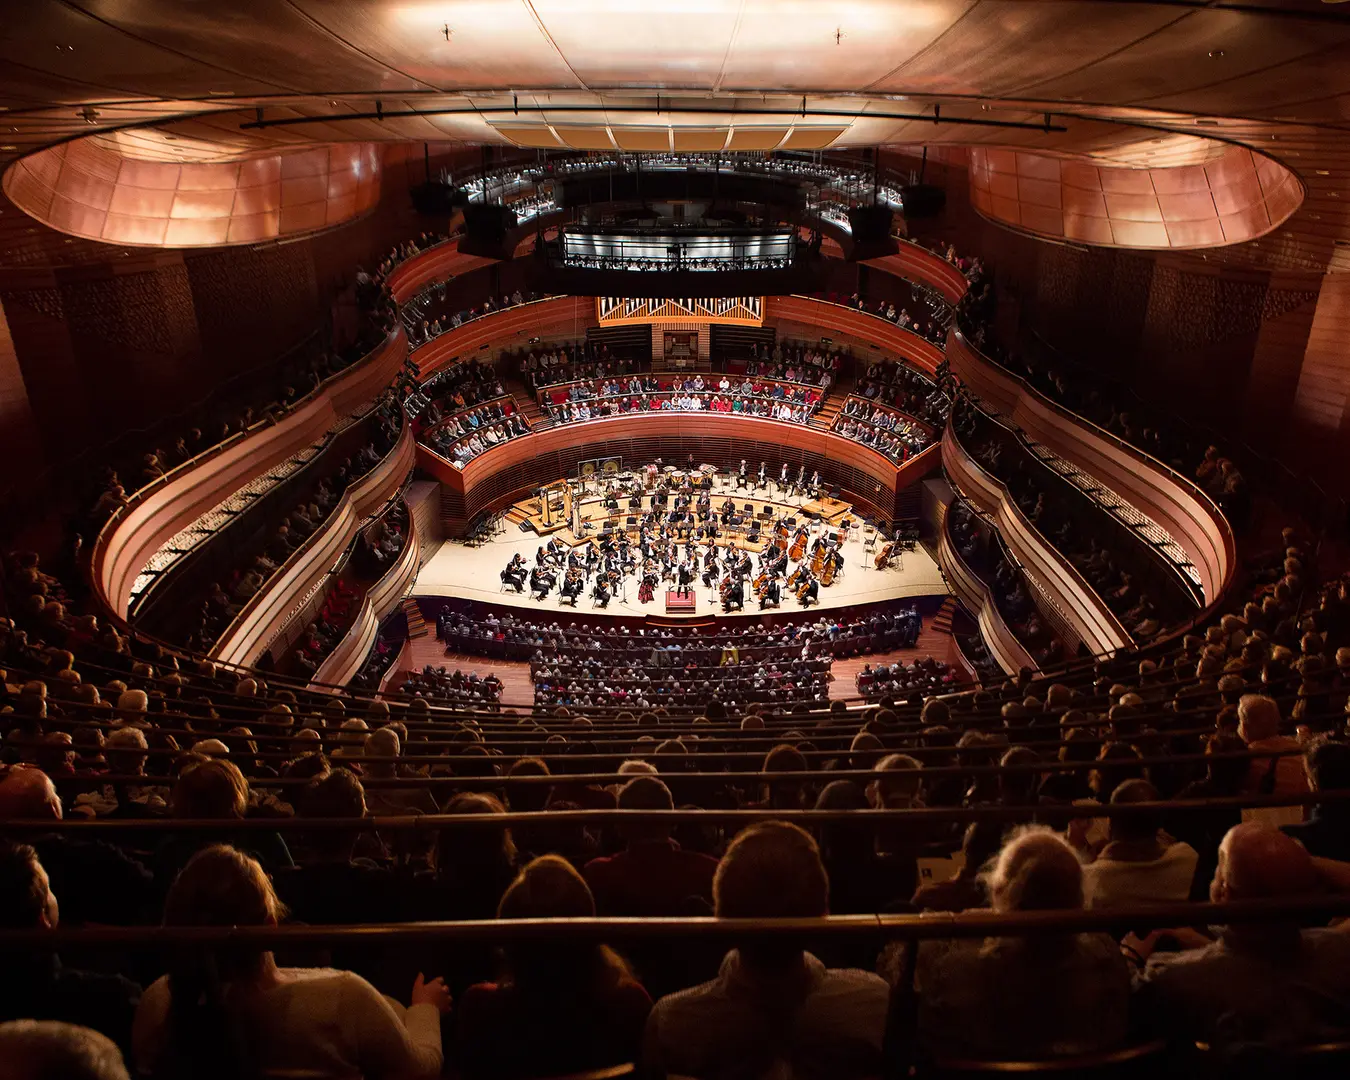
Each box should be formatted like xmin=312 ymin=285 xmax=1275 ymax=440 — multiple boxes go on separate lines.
xmin=133 ymin=967 xmax=442 ymax=1079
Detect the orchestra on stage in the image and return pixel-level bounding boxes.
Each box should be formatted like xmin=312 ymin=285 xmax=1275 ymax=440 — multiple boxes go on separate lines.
xmin=501 ymin=459 xmax=915 ymax=612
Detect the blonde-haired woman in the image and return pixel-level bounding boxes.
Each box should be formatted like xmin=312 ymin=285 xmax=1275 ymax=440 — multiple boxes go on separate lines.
xmin=133 ymin=845 xmax=449 ymax=1079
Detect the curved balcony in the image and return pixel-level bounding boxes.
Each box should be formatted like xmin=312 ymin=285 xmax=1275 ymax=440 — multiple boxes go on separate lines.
xmin=95 ymin=328 xmax=408 ymax=620
xmin=932 ymin=500 xmax=1035 ymax=677
xmin=409 ymin=296 xmax=594 ymax=379
xmin=765 ymin=296 xmax=945 ymax=375
xmin=310 ymin=512 xmax=423 ymax=690
xmin=419 ymin=411 xmax=941 ymax=532
xmin=385 ymin=239 xmax=499 ymax=302
xmin=211 ymin=415 xmax=416 ymax=667
xmin=862 ymin=240 xmax=972 ymax=307
xmin=943 ymin=423 xmax=1132 ymax=657
xmin=946 ymin=327 xmax=1235 ymax=609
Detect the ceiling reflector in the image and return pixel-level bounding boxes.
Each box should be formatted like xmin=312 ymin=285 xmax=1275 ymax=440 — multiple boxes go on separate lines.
xmin=781 ymin=126 xmax=847 ymax=150
xmin=726 ymin=127 xmax=788 ymax=150
xmin=552 ymin=126 xmax=616 ymax=150
xmin=491 ymin=125 xmax=562 ymax=147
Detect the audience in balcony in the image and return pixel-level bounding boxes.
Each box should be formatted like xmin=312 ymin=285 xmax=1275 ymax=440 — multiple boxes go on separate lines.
xmin=546 ymin=373 xmax=823 ymax=426
xmin=515 ymin=340 xmax=636 ymax=390
xmin=834 ymin=398 xmax=934 ymax=462
xmin=743 ymin=339 xmax=842 ymax=387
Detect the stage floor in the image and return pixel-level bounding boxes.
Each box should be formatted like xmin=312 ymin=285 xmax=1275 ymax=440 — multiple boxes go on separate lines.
xmin=414 ymin=516 xmax=948 ymax=620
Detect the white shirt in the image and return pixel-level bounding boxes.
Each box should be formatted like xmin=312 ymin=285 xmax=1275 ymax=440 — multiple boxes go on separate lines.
xmin=644 ymin=951 xmax=887 ymax=1080
xmin=1084 ymin=841 xmax=1199 ymax=908
xmin=134 ymin=967 xmax=442 ymax=1079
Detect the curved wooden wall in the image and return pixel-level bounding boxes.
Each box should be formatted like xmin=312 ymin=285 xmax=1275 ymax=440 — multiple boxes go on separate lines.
xmin=311 ymin=511 xmax=423 ymax=690
xmin=212 ymin=417 xmax=417 ymax=667
xmin=942 ymin=424 xmax=1132 ymax=656
xmin=946 ymin=329 xmax=1233 ymax=607
xmin=95 ymin=329 xmax=408 ymax=619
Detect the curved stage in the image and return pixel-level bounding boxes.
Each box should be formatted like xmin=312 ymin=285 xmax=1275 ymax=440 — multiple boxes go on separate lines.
xmin=413 ymin=477 xmax=945 ymax=621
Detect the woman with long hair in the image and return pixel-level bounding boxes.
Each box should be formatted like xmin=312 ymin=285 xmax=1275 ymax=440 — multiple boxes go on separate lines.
xmin=132 ymin=845 xmax=449 ymax=1080
xmin=455 ymin=855 xmax=651 ymax=1079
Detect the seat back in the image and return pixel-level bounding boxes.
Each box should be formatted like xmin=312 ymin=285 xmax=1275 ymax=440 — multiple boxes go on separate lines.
xmin=529 ymin=1066 xmax=636 ymax=1080
xmin=925 ymin=1039 xmax=1168 ymax=1079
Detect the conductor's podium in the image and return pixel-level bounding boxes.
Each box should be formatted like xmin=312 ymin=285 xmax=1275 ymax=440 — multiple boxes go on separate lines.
xmin=665 ymin=590 xmax=696 ymax=614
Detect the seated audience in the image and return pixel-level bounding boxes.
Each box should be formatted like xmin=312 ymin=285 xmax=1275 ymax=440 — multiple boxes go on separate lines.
xmin=1083 ymin=780 xmax=1199 ymax=908
xmin=915 ymin=827 xmax=1130 ymax=1060
xmin=132 ymin=845 xmax=448 ymax=1079
xmin=644 ymin=821 xmax=889 ymax=1080
xmin=457 ymin=855 xmax=651 ymax=1079
xmin=1132 ymin=823 xmax=1350 ymax=1050
xmin=0 ymin=1020 xmax=131 ymax=1080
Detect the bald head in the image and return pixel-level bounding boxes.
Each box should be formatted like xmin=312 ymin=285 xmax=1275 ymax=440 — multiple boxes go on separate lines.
xmin=1213 ymin=823 xmax=1320 ymax=902
xmin=0 ymin=769 xmax=61 ymax=821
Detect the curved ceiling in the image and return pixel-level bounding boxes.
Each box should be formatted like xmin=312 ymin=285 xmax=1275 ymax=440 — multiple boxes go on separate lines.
xmin=1 ymin=1 xmax=1349 ymax=264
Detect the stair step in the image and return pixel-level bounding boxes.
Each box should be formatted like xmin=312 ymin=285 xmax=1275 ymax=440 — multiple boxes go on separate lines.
xmin=401 ymin=598 xmax=429 ymax=639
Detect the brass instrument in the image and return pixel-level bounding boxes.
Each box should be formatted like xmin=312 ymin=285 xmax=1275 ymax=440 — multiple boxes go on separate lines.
xmin=875 ymin=542 xmax=895 ymax=570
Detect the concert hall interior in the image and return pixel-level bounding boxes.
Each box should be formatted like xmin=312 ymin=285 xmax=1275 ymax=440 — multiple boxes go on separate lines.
xmin=6 ymin=4 xmax=1350 ymax=1079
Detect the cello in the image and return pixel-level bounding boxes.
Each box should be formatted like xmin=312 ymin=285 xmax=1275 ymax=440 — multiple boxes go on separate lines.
xmin=821 ymin=551 xmax=839 ymax=587
xmin=874 ymin=542 xmax=895 ymax=570
xmin=788 ymin=527 xmax=808 ymax=562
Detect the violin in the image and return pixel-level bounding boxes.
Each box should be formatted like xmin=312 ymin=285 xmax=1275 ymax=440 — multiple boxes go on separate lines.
xmin=875 ymin=542 xmax=894 ymax=570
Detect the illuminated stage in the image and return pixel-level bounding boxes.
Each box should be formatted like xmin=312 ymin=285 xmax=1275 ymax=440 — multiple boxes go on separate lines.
xmin=413 ymin=475 xmax=947 ymax=620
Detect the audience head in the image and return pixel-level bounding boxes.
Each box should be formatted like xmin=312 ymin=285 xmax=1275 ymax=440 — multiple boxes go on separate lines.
xmin=1237 ymin=694 xmax=1282 ymax=744
xmin=171 ymin=758 xmax=248 ymax=820
xmin=986 ymin=827 xmax=1084 ymax=913
xmin=616 ymin=775 xmax=674 ymax=844
xmin=0 ymin=1020 xmax=130 ymax=1080
xmin=0 ymin=842 xmax=58 ymax=929
xmin=0 ymin=768 xmax=62 ymax=821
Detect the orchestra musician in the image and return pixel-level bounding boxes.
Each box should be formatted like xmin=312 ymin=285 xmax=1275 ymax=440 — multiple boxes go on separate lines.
xmin=592 ymin=575 xmax=611 ymax=607
xmin=529 ymin=564 xmax=554 ymax=600
xmin=809 ymin=469 xmax=821 ymax=498
xmin=797 ymin=572 xmax=819 ymax=607
xmin=759 ymin=575 xmax=782 ymax=610
xmin=779 ymin=462 xmax=789 ymax=491
xmin=500 ymin=554 xmax=526 ymax=592
xmin=721 ymin=573 xmax=745 ymax=612
xmin=738 ymin=459 xmax=748 ymax=488
xmin=757 ymin=461 xmax=767 ymax=489
xmin=795 ymin=463 xmax=806 ymax=492
xmin=560 ymin=567 xmax=584 ymax=605
xmin=702 ymin=548 xmax=721 ymax=589
xmin=788 ymin=525 xmax=808 ymax=562
xmin=638 ymin=564 xmax=657 ymax=603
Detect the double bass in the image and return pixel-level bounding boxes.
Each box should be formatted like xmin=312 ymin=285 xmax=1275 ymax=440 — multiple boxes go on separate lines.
xmin=809 ymin=544 xmax=826 ymax=576
xmin=796 ymin=575 xmax=814 ymax=603
xmin=875 ymin=542 xmax=895 ymax=570
xmin=788 ymin=527 xmax=808 ymax=562
xmin=821 ymin=550 xmax=840 ymax=587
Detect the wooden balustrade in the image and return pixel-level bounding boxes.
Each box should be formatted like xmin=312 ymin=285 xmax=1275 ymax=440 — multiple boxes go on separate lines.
xmin=942 ymin=425 xmax=1132 ymax=656
xmin=311 ymin=515 xmax=423 ymax=690
xmin=212 ymin=418 xmax=417 ymax=667
xmin=95 ymin=329 xmax=408 ymax=619
xmin=946 ymin=330 xmax=1235 ymax=607
xmin=934 ymin=522 xmax=1036 ymax=676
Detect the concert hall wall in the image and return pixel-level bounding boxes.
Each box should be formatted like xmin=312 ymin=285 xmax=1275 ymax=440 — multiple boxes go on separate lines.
xmin=913 ymin=154 xmax=1344 ymax=497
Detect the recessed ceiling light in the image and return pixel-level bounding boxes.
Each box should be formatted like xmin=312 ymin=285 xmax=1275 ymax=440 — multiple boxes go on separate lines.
xmin=1208 ymin=49 xmax=1225 ymax=58
xmin=0 ymin=145 xmax=16 ymax=151
xmin=1316 ymin=169 xmax=1331 ymax=175
xmin=207 ymin=89 xmax=233 ymax=96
